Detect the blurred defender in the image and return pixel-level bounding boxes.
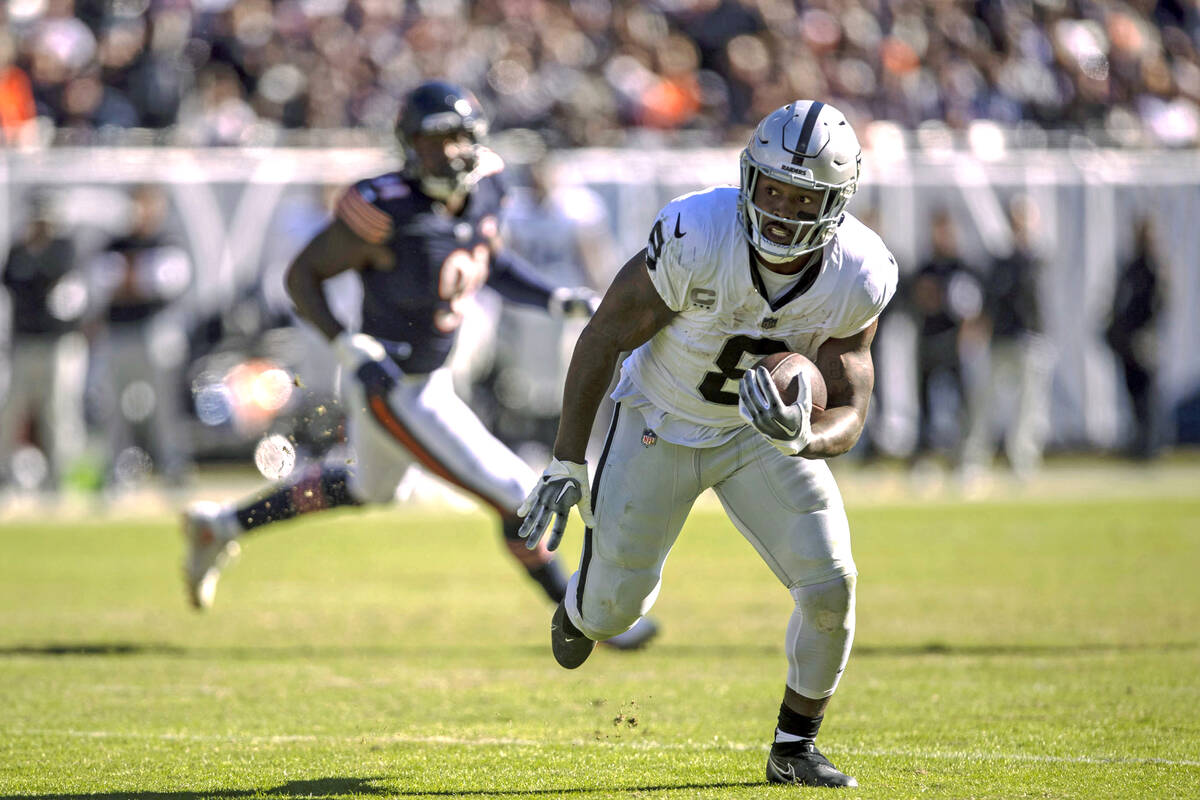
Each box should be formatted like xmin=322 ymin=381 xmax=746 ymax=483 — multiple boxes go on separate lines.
xmin=181 ymin=80 xmax=657 ymax=651
xmin=519 ymin=101 xmax=897 ymax=787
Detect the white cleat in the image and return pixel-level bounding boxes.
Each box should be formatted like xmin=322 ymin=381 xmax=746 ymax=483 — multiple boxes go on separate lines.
xmin=182 ymin=501 xmax=240 ymax=611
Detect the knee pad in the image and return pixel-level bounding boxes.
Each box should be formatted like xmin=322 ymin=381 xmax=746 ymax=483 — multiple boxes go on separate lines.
xmin=785 ymin=574 xmax=856 ymax=699
xmin=565 ymin=568 xmax=659 ymax=640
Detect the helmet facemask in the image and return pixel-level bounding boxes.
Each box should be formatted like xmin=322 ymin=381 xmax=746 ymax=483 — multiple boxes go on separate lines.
xmin=406 ymin=127 xmax=483 ymax=201
xmin=738 ymin=101 xmax=861 ymax=263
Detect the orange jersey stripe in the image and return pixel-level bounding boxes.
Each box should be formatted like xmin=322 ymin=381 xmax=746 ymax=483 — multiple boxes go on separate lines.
xmin=366 ymin=394 xmax=509 ymax=517
xmin=336 ymin=188 xmax=393 ymax=243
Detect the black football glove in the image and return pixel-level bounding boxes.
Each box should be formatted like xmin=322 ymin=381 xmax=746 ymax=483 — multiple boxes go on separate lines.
xmin=549 ymin=287 xmax=601 ymax=319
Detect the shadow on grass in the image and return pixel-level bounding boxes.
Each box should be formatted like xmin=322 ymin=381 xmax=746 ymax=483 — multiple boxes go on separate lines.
xmin=386 ymin=780 xmax=766 ymax=797
xmin=1 ymin=640 xmax=1195 ymax=661
xmin=0 ymin=777 xmax=765 ymax=799
xmin=1 ymin=776 xmax=387 ymax=799
xmin=657 ymin=641 xmax=1198 ymax=658
xmin=0 ymin=642 xmax=185 ymax=657
xmin=852 ymin=641 xmax=1199 ymax=658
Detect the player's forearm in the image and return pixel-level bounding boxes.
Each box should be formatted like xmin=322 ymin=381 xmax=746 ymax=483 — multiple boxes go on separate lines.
xmin=285 ymin=263 xmax=343 ymax=341
xmin=801 ymin=407 xmax=866 ymax=459
xmin=488 ymin=249 xmax=555 ymax=309
xmin=553 ymin=325 xmax=622 ymax=463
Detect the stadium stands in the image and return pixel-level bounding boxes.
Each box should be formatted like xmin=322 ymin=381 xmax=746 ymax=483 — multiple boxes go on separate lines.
xmin=0 ymin=0 xmax=1197 ymax=149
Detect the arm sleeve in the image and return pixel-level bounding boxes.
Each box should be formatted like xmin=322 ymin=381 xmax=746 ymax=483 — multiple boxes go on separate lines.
xmin=486 ymin=248 xmax=556 ymax=309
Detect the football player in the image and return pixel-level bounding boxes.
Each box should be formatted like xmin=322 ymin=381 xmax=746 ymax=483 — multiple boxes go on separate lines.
xmin=519 ymin=101 xmax=898 ymax=787
xmin=181 ymin=80 xmax=658 ymax=652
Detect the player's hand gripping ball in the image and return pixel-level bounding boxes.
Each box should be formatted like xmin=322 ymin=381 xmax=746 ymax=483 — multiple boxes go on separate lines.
xmin=738 ymin=352 xmax=826 ymax=456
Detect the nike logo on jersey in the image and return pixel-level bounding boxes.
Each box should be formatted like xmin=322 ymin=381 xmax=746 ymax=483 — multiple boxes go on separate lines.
xmin=674 ymin=215 xmax=686 ymax=238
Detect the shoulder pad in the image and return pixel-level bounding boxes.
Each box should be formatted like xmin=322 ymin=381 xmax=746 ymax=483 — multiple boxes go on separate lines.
xmin=336 ymin=180 xmax=395 ymax=244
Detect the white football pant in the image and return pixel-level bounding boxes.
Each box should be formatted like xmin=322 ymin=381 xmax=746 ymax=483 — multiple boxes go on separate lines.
xmin=341 ymin=367 xmax=537 ymax=517
xmin=564 ymin=402 xmax=856 ymax=699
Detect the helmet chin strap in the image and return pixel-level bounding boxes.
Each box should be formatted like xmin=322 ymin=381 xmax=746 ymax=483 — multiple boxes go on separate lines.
xmin=414 ymin=146 xmax=481 ymax=202
xmin=754 ymin=245 xmax=800 ymax=265
xmin=420 ymin=176 xmax=459 ymax=201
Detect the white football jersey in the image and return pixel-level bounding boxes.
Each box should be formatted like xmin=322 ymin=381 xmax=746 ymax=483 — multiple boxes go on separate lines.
xmin=612 ymin=186 xmax=898 ymax=447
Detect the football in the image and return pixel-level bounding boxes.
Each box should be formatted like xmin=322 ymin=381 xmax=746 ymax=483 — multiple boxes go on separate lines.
xmin=754 ymin=352 xmax=828 ymax=412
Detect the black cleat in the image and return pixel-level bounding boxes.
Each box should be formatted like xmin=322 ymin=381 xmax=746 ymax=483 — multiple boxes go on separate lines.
xmin=601 ymin=616 xmax=660 ymax=651
xmin=551 ymin=602 xmax=596 ymax=669
xmin=765 ymin=740 xmax=858 ymax=788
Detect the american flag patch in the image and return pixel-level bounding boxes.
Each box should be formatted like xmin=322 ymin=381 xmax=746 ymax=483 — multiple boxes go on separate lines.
xmin=641 ymin=429 xmax=658 ymax=448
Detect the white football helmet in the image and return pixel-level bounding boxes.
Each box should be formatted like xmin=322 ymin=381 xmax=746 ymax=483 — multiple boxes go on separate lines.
xmin=739 ymin=100 xmax=861 ymax=262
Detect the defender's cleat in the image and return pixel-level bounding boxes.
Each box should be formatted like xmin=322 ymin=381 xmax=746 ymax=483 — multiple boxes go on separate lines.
xmin=601 ymin=616 xmax=660 ymax=651
xmin=182 ymin=502 xmax=240 ymax=611
xmin=766 ymin=740 xmax=858 ymax=788
xmin=550 ymin=602 xmax=596 ymax=669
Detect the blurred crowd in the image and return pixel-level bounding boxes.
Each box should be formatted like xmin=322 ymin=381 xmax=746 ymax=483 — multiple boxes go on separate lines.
xmin=2 ymin=0 xmax=1200 ymax=148
xmin=0 ymin=175 xmax=1175 ymax=503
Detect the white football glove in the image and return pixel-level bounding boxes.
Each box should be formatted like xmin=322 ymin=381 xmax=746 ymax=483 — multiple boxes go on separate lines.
xmin=738 ymin=365 xmax=813 ymax=456
xmin=548 ymin=287 xmax=600 ymax=319
xmin=517 ymin=458 xmax=593 ymax=551
xmin=332 ymin=331 xmax=403 ymax=394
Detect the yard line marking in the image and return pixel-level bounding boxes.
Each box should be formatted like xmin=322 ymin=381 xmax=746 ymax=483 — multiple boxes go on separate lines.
xmin=9 ymin=729 xmax=1200 ymax=768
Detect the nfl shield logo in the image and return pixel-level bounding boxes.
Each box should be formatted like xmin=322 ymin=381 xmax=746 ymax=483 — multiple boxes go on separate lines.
xmin=762 ymin=316 xmax=778 ymax=329
xmin=641 ymin=429 xmax=658 ymax=447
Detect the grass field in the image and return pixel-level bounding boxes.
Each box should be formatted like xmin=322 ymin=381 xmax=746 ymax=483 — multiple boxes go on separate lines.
xmin=1 ymin=463 xmax=1198 ymax=799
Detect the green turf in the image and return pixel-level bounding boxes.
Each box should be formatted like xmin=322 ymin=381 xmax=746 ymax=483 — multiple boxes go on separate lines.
xmin=1 ymin=490 xmax=1198 ymax=799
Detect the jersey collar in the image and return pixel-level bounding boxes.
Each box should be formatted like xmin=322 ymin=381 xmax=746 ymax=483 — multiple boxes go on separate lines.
xmin=747 ymin=244 xmax=825 ymax=312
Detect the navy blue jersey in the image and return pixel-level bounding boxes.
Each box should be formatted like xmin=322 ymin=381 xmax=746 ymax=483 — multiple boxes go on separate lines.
xmin=336 ymin=155 xmax=519 ymax=374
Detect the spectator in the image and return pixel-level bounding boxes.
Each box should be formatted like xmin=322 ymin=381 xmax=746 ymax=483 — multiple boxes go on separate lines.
xmin=907 ymin=208 xmax=983 ymax=463
xmin=485 ymin=152 xmax=619 ymax=459
xmin=4 ymin=0 xmax=1199 ymax=147
xmin=0 ymin=33 xmax=36 ymax=143
xmin=0 ymin=194 xmax=91 ymax=494
xmin=961 ymin=195 xmax=1054 ymax=480
xmin=91 ymin=185 xmax=195 ymax=489
xmin=1105 ymin=217 xmax=1166 ymax=459
xmin=173 ymin=62 xmax=260 ymax=146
